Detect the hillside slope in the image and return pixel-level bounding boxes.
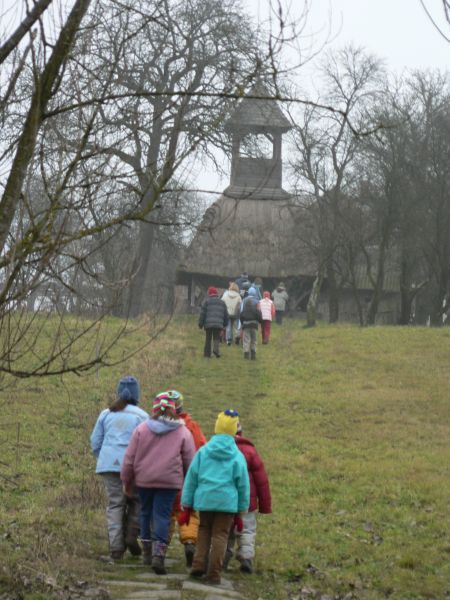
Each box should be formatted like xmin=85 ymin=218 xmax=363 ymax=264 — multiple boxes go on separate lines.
xmin=1 ymin=318 xmax=449 ymax=599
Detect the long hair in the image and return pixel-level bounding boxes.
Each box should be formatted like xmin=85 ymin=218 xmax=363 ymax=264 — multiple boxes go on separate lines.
xmin=229 ymin=282 xmax=239 ymax=292
xmin=109 ymin=397 xmax=127 ymax=412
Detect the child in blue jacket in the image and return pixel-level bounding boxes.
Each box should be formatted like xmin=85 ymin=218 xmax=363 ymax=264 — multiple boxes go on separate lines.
xmin=180 ymin=409 xmax=250 ymax=585
xmin=90 ymin=376 xmax=148 ymax=559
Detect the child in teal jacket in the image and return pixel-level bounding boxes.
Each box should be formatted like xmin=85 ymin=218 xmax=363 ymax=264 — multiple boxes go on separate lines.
xmin=180 ymin=410 xmax=249 ymax=585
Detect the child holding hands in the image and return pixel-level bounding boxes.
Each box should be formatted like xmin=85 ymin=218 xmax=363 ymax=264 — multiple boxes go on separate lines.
xmin=180 ymin=410 xmax=250 ymax=585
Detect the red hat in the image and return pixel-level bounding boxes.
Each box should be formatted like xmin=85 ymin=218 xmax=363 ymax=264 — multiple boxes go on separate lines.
xmin=208 ymin=286 xmax=218 ymax=296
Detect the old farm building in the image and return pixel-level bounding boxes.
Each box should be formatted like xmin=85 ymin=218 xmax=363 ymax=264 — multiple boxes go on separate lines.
xmin=176 ymin=83 xmax=400 ymax=323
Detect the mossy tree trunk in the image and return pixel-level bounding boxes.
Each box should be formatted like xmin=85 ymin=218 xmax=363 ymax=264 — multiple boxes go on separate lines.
xmin=306 ymin=268 xmax=324 ymax=327
xmin=0 ymin=0 xmax=92 ymax=255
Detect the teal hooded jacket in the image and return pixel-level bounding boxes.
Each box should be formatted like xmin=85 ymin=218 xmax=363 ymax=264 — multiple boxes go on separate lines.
xmin=181 ymin=434 xmax=250 ymax=513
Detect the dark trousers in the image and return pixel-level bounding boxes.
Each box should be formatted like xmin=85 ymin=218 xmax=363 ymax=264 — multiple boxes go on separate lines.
xmin=137 ymin=487 xmax=178 ymax=544
xmin=204 ymin=328 xmax=220 ymax=357
xmin=261 ymin=320 xmax=271 ymax=343
xmin=275 ymin=310 xmax=285 ymax=324
xmin=192 ymin=511 xmax=234 ymax=582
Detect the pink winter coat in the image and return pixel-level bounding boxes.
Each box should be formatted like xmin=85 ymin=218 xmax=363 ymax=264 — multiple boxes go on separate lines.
xmin=259 ymin=298 xmax=275 ymax=321
xmin=121 ymin=418 xmax=195 ymax=491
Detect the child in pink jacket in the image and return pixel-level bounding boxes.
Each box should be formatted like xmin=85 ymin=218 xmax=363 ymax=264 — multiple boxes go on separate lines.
xmin=259 ymin=291 xmax=275 ymax=344
xmin=121 ymin=393 xmax=195 ymax=574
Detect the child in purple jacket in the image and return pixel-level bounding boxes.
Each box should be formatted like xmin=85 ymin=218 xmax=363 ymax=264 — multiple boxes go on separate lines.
xmin=121 ymin=393 xmax=195 ymax=574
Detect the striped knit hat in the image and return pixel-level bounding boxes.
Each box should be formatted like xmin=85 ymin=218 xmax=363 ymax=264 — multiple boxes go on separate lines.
xmin=152 ymin=392 xmax=177 ymax=416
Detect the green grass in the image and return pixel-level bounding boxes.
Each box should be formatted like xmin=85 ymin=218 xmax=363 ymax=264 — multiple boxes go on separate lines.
xmin=1 ymin=317 xmax=450 ymax=599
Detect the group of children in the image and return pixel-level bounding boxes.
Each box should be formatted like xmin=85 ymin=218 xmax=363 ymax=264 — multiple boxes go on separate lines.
xmin=91 ymin=376 xmax=271 ymax=586
xmin=199 ymin=274 xmax=289 ymax=360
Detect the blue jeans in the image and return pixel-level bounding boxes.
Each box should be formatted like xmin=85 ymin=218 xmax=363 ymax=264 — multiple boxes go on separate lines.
xmin=137 ymin=487 xmax=178 ymax=544
xmin=226 ymin=317 xmax=238 ymax=342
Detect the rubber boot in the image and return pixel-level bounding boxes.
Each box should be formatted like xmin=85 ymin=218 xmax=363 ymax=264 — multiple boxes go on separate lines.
xmin=151 ymin=541 xmax=168 ymax=575
xmin=184 ymin=543 xmax=196 ymax=568
xmin=250 ymin=350 xmax=256 ymax=360
xmin=125 ymin=535 xmax=142 ymax=557
xmin=240 ymin=558 xmax=253 ymax=573
xmin=244 ymin=352 xmax=250 ymax=359
xmin=222 ymin=548 xmax=233 ymax=571
xmin=142 ymin=541 xmax=152 ymax=566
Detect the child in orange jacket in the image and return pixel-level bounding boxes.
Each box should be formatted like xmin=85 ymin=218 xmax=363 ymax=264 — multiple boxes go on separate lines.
xmin=166 ymin=390 xmax=206 ymax=567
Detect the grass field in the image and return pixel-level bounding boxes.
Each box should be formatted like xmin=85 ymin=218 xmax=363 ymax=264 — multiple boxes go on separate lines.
xmin=1 ymin=317 xmax=449 ymax=599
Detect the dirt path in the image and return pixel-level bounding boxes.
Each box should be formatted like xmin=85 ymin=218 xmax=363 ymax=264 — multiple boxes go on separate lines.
xmin=98 ymin=542 xmax=247 ymax=600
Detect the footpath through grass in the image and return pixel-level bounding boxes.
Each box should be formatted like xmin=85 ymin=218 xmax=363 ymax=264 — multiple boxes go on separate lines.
xmin=1 ymin=317 xmax=449 ymax=600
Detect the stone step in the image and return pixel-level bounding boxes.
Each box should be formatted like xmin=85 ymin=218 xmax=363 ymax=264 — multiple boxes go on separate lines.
xmin=205 ymin=595 xmax=243 ymax=600
xmin=182 ymin=580 xmax=242 ymax=598
xmin=134 ymin=573 xmax=188 ymax=582
xmin=101 ymin=580 xmax=167 ymax=590
xmin=123 ymin=592 xmax=181 ymax=599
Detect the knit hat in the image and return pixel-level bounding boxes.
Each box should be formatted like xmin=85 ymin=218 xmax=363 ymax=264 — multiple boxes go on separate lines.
xmin=152 ymin=392 xmax=177 ymax=416
xmin=248 ymin=286 xmax=259 ymax=298
xmin=215 ymin=409 xmax=239 ymax=436
xmin=208 ymin=286 xmax=218 ymax=296
xmin=263 ymin=291 xmax=270 ymax=299
xmin=166 ymin=389 xmax=184 ymax=414
xmin=117 ymin=376 xmax=140 ymax=405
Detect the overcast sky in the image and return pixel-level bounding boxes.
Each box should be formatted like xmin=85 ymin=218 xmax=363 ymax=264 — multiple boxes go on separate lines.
xmin=291 ymin=0 xmax=449 ymax=72
xmin=2 ymin=0 xmax=449 ymax=193
xmin=192 ymin=0 xmax=450 ymax=194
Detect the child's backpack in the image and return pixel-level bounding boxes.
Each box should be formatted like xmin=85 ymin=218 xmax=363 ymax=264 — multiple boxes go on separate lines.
xmin=240 ymin=296 xmax=259 ymax=322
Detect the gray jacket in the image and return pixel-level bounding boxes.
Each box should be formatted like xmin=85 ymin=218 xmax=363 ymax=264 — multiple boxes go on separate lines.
xmin=272 ymin=289 xmax=289 ymax=311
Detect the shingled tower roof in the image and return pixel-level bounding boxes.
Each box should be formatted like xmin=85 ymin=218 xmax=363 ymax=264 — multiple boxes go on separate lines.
xmin=225 ymin=80 xmax=291 ymax=132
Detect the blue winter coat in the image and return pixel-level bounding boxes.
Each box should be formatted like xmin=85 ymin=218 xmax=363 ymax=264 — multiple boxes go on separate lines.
xmin=90 ymin=404 xmax=149 ymax=473
xmin=181 ymin=434 xmax=250 ymax=513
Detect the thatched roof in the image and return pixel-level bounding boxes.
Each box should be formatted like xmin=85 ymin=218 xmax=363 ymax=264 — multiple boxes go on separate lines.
xmin=225 ymin=81 xmax=291 ymax=133
xmin=177 ymin=194 xmax=317 ymax=282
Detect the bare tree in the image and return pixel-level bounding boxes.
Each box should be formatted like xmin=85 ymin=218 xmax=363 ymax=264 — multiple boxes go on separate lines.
xmin=290 ymin=45 xmax=383 ymax=326
xmin=74 ymin=0 xmax=263 ymax=316
xmin=0 ymin=0 xmax=287 ymax=380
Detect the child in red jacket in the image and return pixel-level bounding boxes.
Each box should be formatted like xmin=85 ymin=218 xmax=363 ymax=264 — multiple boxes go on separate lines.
xmin=224 ymin=419 xmax=272 ymax=574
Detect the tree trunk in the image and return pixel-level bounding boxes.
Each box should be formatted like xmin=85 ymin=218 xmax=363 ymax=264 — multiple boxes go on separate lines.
xmin=326 ymin=261 xmax=339 ymax=323
xmin=306 ymin=269 xmax=324 ymax=327
xmin=366 ymin=269 xmax=385 ymax=325
xmin=0 ymin=0 xmax=92 ymax=254
xmin=398 ymin=258 xmax=414 ymax=325
xmin=430 ymin=276 xmax=448 ymax=326
xmin=127 ymin=221 xmax=157 ymax=317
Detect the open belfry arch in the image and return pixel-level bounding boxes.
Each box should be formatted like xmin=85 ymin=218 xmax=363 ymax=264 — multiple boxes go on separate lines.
xmin=176 ymin=81 xmax=315 ymax=308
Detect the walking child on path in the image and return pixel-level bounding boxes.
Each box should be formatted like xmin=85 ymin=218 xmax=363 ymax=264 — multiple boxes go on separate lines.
xmin=180 ymin=410 xmax=250 ymax=586
xmin=90 ymin=376 xmax=148 ymax=560
xmin=199 ymin=286 xmax=229 ymax=358
xmin=259 ymin=291 xmax=275 ymax=344
xmin=272 ymin=282 xmax=289 ymax=324
xmin=166 ymin=390 xmax=207 ymax=568
xmin=240 ymin=286 xmax=262 ymax=360
xmin=224 ymin=419 xmax=272 ymax=574
xmin=121 ymin=393 xmax=195 ymax=574
xmin=221 ymin=282 xmax=241 ymax=345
